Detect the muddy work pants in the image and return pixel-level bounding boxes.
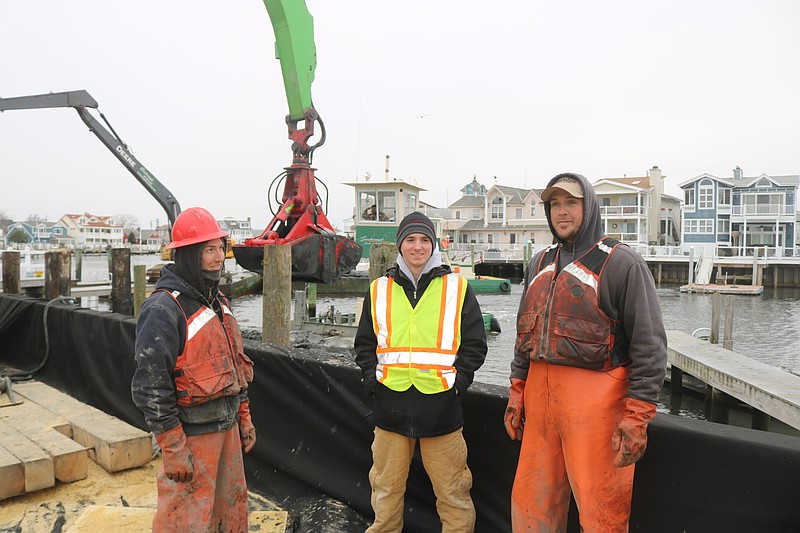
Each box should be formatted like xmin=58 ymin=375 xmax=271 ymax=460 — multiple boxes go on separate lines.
xmin=511 ymin=361 xmax=634 ymax=533
xmin=367 ymin=426 xmax=475 ymax=533
xmin=153 ymin=425 xmax=248 ymax=533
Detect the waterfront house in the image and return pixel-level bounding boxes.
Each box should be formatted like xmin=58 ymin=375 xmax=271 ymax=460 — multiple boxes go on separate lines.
xmin=594 ymin=166 xmax=682 ymax=248
xmin=58 ymin=213 xmax=124 ymax=251
xmin=218 ymin=217 xmax=256 ymax=244
xmin=444 ymin=175 xmax=551 ymax=247
xmin=679 ymin=167 xmax=799 ymax=258
xmin=5 ymin=220 xmax=70 ymax=247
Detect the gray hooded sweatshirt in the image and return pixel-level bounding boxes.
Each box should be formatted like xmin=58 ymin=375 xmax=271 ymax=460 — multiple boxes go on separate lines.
xmin=510 ymin=172 xmax=667 ymax=403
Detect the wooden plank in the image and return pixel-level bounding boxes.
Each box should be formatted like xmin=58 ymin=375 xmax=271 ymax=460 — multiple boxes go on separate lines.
xmin=13 ymin=381 xmax=152 ymax=472
xmin=66 ymin=506 xmax=288 ymax=533
xmin=667 ymin=330 xmax=800 ymax=430
xmin=0 ymin=445 xmax=25 ymax=500
xmin=0 ymin=400 xmax=88 ymax=482
xmin=0 ymin=426 xmax=54 ymax=493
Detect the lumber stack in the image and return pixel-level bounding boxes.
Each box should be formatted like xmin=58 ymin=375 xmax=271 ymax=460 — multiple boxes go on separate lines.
xmin=0 ymin=380 xmax=152 ymax=501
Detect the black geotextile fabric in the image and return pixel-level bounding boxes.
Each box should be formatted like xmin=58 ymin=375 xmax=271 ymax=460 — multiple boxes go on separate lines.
xmin=1 ymin=293 xmax=800 ymax=532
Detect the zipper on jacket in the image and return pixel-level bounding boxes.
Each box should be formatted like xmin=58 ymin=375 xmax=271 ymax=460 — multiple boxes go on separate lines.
xmin=538 ymin=247 xmax=560 ymax=359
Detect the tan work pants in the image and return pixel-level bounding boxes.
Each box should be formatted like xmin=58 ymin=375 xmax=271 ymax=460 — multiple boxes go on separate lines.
xmin=367 ymin=427 xmax=475 ymax=533
xmin=153 ymin=425 xmax=248 ymax=533
xmin=511 ymin=361 xmax=634 ymax=533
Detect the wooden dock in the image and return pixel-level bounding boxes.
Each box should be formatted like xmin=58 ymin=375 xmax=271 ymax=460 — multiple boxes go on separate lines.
xmin=666 ymin=330 xmax=800 ymax=430
xmin=0 ymin=379 xmax=288 ymax=532
xmin=679 ymin=283 xmax=764 ymax=295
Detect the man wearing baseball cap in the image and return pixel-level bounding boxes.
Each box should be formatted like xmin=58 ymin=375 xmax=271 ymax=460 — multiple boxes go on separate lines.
xmin=355 ymin=211 xmax=488 ymax=532
xmin=505 ymin=173 xmax=667 ymax=531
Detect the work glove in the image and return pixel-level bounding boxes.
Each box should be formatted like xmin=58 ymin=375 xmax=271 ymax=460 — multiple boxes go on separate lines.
xmin=503 ymin=378 xmax=526 ymax=441
xmin=238 ymin=400 xmax=257 ymax=454
xmin=611 ymin=397 xmax=657 ymax=467
xmin=155 ymin=424 xmax=193 ymax=482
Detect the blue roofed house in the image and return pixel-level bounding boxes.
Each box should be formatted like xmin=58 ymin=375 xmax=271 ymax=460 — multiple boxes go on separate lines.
xmin=679 ymin=167 xmax=799 ymax=258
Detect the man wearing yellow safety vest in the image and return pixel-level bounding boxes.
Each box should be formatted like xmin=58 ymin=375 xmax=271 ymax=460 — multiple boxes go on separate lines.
xmin=355 ymin=211 xmax=488 ymax=533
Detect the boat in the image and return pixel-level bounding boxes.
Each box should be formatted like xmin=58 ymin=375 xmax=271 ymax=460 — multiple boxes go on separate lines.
xmin=469 ymin=275 xmax=512 ymax=294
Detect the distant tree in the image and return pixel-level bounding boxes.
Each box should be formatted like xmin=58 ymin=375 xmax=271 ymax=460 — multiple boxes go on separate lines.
xmin=127 ymin=231 xmax=138 ymax=244
xmin=25 ymin=213 xmax=45 ymax=225
xmin=9 ymin=228 xmax=28 ymax=244
xmin=112 ymin=213 xmax=140 ymax=229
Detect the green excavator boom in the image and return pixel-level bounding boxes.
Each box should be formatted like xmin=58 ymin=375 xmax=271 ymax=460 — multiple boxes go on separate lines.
xmin=262 ymin=0 xmax=316 ymax=121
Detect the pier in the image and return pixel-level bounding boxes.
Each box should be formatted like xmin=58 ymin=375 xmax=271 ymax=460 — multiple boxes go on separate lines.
xmin=667 ymin=330 xmax=800 ymax=431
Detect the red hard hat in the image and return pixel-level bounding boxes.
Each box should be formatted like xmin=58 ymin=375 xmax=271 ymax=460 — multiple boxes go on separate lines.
xmin=167 ymin=207 xmax=228 ymax=249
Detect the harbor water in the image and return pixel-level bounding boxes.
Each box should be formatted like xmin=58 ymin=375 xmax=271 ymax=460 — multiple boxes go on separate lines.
xmin=73 ymin=254 xmax=800 ymax=387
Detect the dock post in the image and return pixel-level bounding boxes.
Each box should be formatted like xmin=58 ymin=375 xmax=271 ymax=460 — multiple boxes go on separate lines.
xmin=293 ymin=290 xmax=307 ymax=327
xmin=133 ymin=264 xmax=146 ymax=318
xmin=307 ymin=283 xmax=317 ymax=318
xmin=669 ymin=365 xmax=683 ymax=414
xmin=262 ymin=244 xmax=291 ymax=347
xmin=710 ymin=292 xmax=721 ymax=344
xmin=752 ymin=409 xmax=771 ymax=431
xmin=752 ymin=247 xmax=758 ymax=286
xmin=688 ymin=247 xmax=694 ymax=286
xmin=44 ymin=250 xmax=71 ymax=299
xmin=74 ymin=249 xmax=83 ymax=283
xmin=110 ymin=248 xmax=132 ymax=315
xmin=369 ymin=243 xmax=395 ymax=282
xmin=1 ymin=251 xmax=20 ymax=294
xmin=657 ymin=262 xmax=662 ymax=285
xmin=722 ymin=297 xmax=734 ymax=351
xmin=470 ymin=244 xmax=476 ymax=274
xmin=710 ymin=388 xmax=733 ymax=424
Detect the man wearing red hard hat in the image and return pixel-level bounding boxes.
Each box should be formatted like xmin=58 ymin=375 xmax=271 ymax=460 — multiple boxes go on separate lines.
xmin=131 ymin=207 xmax=255 ymax=532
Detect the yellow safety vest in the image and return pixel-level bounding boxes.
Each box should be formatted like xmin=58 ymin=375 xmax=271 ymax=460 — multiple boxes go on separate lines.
xmin=371 ymin=273 xmax=466 ymax=394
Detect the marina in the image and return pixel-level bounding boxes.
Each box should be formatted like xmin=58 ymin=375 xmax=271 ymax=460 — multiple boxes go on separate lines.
xmin=1 ymin=290 xmax=799 ymax=532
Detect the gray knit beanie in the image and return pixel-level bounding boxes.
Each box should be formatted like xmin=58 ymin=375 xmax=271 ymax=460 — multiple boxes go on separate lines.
xmin=396 ymin=211 xmax=436 ymax=249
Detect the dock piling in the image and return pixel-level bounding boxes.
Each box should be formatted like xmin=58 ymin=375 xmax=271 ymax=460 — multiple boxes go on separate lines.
xmin=110 ymin=248 xmax=132 ymax=315
xmin=44 ymin=250 xmax=71 ymax=299
xmin=262 ymin=244 xmax=291 ymax=347
xmin=133 ymin=264 xmax=146 ymax=318
xmin=2 ymin=251 xmax=20 ymax=294
xmin=368 ymin=243 xmax=395 ymax=282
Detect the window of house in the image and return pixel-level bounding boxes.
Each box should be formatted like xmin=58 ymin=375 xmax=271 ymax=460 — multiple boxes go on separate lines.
xmin=699 ymin=181 xmax=714 ymax=209
xmin=510 ymin=233 xmax=517 ymax=244
xmin=490 ymin=197 xmax=503 ymax=220
xmin=472 ymin=209 xmax=481 ymax=219
xmin=718 ymin=188 xmax=731 ymax=206
xmin=684 ymin=188 xmax=695 ymax=207
xmin=487 ymin=234 xmax=494 ymax=244
xmin=717 ymin=219 xmax=730 ymax=234
xmin=454 ymin=210 xmax=461 ymax=220
xmin=685 ymin=219 xmax=714 ymax=233
xmin=530 ymin=201 xmax=537 ymax=217
xmin=515 ymin=207 xmax=523 ymax=219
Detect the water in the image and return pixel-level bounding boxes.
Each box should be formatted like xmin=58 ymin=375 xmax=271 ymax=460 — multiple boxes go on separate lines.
xmin=74 ymin=253 xmax=800 ymax=386
xmin=229 ymin=281 xmax=800 ymax=388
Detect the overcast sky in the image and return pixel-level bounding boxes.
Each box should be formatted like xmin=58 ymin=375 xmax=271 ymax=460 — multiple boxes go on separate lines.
xmin=2 ymin=0 xmax=799 ymax=231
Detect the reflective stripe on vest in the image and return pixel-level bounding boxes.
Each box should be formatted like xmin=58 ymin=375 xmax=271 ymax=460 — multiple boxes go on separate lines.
xmin=371 ymin=273 xmax=466 ymax=394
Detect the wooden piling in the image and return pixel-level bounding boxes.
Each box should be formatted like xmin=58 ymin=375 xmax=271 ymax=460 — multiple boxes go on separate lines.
xmin=2 ymin=251 xmax=20 ymax=294
xmin=369 ymin=242 xmax=395 ymax=282
xmin=110 ymin=248 xmax=132 ymax=315
xmin=307 ymin=283 xmax=317 ymax=318
xmin=44 ymin=250 xmax=71 ymax=299
xmin=262 ymin=244 xmax=291 ymax=347
xmin=669 ymin=365 xmax=683 ymax=415
xmin=293 ymin=290 xmax=307 ymax=327
xmin=710 ymin=292 xmax=721 ymax=344
xmin=74 ymin=249 xmax=83 ymax=283
xmin=752 ymin=409 xmax=771 ymax=431
xmin=133 ymin=264 xmax=146 ymax=318
xmin=722 ymin=296 xmax=734 ymax=351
